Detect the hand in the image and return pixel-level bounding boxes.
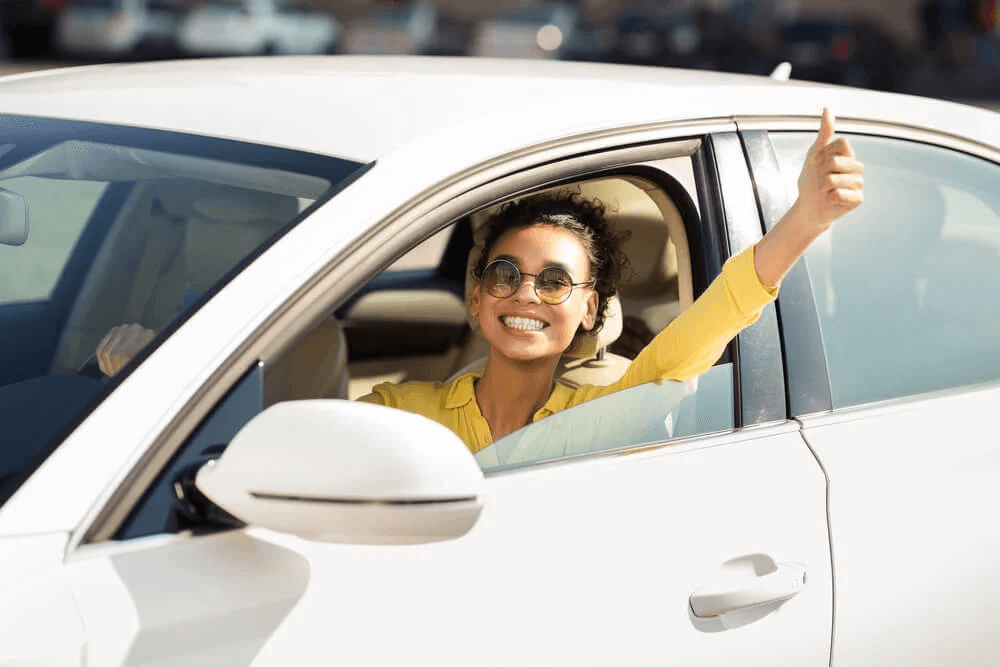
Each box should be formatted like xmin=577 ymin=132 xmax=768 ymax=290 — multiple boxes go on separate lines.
xmin=752 ymin=108 xmax=865 ymax=288
xmin=96 ymin=323 xmax=156 ymax=376
xmin=795 ymin=107 xmax=865 ymax=232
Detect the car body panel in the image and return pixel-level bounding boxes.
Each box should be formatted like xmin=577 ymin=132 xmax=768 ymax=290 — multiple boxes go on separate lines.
xmin=61 ymin=424 xmax=832 ymax=666
xmin=0 ymin=532 xmax=86 ymax=665
xmin=800 ymin=386 xmax=1000 ymax=666
xmin=0 ymin=57 xmax=997 ymax=165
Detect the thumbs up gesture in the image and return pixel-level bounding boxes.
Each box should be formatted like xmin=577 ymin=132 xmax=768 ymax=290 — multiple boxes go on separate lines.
xmin=795 ymin=108 xmax=865 ymax=232
xmin=752 ymin=108 xmax=866 ymax=289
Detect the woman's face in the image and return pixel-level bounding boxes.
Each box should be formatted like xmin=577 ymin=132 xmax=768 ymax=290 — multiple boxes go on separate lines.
xmin=470 ymin=224 xmax=598 ymax=364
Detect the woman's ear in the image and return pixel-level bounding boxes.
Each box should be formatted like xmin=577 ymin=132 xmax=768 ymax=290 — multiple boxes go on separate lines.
xmin=469 ymin=282 xmax=482 ymax=318
xmin=581 ymin=290 xmax=599 ymax=330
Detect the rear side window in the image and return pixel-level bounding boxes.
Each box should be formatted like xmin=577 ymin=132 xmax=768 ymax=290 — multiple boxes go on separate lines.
xmin=772 ymin=133 xmax=1000 ymax=407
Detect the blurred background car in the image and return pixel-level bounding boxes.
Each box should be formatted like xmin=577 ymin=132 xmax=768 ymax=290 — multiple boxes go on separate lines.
xmin=777 ymin=16 xmax=911 ymax=91
xmin=341 ymin=0 xmax=435 ymax=54
xmin=607 ymin=0 xmax=708 ymax=68
xmin=341 ymin=0 xmax=470 ymax=56
xmin=606 ymin=2 xmax=777 ymax=74
xmin=55 ymin=0 xmax=184 ymax=60
xmin=471 ymin=1 xmax=577 ymax=59
xmin=177 ymin=0 xmax=339 ymax=56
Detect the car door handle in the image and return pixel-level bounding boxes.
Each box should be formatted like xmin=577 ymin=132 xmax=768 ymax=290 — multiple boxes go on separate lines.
xmin=689 ymin=562 xmax=806 ymax=618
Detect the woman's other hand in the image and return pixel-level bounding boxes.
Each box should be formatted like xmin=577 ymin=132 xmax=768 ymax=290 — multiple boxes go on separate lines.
xmin=96 ymin=323 xmax=156 ymax=376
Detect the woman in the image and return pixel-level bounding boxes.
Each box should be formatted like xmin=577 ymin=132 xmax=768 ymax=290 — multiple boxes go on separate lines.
xmin=357 ymin=109 xmax=864 ymax=452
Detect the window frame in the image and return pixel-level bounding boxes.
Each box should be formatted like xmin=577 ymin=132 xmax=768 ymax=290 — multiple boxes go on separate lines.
xmin=79 ymin=120 xmax=788 ymax=545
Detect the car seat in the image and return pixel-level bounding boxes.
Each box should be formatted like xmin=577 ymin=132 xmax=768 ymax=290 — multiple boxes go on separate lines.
xmin=56 ymin=183 xmax=350 ymax=400
xmin=168 ymin=189 xmax=350 ymax=403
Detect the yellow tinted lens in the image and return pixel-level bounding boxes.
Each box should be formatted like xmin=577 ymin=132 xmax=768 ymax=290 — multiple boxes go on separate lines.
xmin=537 ymin=267 xmax=573 ymax=302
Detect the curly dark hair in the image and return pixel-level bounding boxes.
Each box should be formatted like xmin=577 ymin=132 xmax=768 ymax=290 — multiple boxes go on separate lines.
xmin=472 ymin=191 xmax=631 ymax=334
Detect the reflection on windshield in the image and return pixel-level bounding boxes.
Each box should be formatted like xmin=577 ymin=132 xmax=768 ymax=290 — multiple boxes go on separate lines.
xmin=0 ymin=114 xmax=365 ymax=507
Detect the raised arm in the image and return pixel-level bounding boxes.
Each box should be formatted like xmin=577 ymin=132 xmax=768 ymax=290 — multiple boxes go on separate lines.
xmin=753 ymin=108 xmax=865 ymax=288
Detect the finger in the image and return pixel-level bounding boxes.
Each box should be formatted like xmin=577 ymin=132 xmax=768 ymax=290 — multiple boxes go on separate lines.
xmin=817 ymin=136 xmax=856 ymax=161
xmin=825 ymin=155 xmax=864 ymax=175
xmin=823 ymin=173 xmax=864 ymax=192
xmin=828 ymin=188 xmax=864 ymax=209
xmin=816 ymin=153 xmax=864 ymax=177
xmin=96 ymin=328 xmax=116 ymax=354
xmin=812 ymin=107 xmax=836 ymax=151
xmin=97 ymin=347 xmax=115 ymax=375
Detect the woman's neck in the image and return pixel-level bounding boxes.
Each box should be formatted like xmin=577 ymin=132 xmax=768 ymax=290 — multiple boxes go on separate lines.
xmin=475 ymin=355 xmax=559 ymax=441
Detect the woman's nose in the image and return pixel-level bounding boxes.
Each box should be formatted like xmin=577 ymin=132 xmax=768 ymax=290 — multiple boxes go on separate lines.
xmin=511 ymin=275 xmax=541 ymax=303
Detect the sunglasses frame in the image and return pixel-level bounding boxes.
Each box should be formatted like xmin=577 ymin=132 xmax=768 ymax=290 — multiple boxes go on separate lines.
xmin=479 ymin=258 xmax=594 ymax=305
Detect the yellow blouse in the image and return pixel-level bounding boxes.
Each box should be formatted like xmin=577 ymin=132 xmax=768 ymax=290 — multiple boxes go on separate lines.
xmin=358 ymin=245 xmax=777 ymax=453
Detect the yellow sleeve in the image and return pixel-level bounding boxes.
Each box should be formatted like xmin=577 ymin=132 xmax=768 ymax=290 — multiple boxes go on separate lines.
xmin=602 ymin=245 xmax=777 ymax=393
xmin=355 ymin=382 xmax=393 ymax=407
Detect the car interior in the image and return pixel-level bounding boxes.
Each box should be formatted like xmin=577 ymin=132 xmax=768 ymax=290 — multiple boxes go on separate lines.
xmin=265 ymin=173 xmax=698 ymax=405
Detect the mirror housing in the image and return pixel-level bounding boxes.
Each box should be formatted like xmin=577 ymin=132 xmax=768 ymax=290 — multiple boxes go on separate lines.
xmin=196 ymin=400 xmax=484 ymax=545
xmin=0 ymin=188 xmax=27 ymax=246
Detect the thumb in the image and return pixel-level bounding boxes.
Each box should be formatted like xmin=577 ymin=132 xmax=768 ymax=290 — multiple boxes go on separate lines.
xmin=812 ymin=107 xmax=836 ymax=151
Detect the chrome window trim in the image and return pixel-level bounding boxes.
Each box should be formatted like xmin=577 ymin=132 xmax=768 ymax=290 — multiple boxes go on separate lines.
xmin=78 ymin=118 xmax=735 ymax=546
xmin=736 ymin=115 xmax=1000 ymax=164
xmin=795 ymin=380 xmax=1000 ymax=429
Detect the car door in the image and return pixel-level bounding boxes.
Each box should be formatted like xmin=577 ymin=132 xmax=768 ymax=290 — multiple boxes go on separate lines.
xmin=745 ymin=122 xmax=1000 ymax=666
xmin=36 ymin=127 xmax=833 ymax=665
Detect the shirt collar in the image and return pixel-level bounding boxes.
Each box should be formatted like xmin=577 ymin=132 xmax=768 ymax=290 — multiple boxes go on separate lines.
xmin=532 ymin=381 xmax=575 ymax=420
xmin=447 ymin=372 xmax=575 ymax=419
xmin=445 ymin=371 xmax=481 ymax=409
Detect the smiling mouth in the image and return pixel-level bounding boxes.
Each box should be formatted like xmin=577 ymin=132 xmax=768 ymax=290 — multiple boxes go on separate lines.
xmin=501 ymin=316 xmax=547 ymax=331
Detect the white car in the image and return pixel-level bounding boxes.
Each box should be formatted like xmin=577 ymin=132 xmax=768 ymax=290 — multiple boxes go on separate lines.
xmin=177 ymin=0 xmax=338 ymax=56
xmin=1 ymin=56 xmax=999 ymax=666
xmin=54 ymin=0 xmax=184 ymax=60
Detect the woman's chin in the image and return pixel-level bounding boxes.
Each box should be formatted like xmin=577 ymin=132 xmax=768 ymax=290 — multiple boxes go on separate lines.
xmin=492 ymin=342 xmax=562 ymax=366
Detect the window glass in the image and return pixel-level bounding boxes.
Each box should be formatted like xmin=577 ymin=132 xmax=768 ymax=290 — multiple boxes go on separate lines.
xmin=772 ymin=133 xmax=1000 ymax=407
xmin=0 ymin=177 xmax=108 ymax=303
xmin=476 ymin=364 xmax=734 ymax=473
xmin=0 ymin=114 xmax=365 ymax=508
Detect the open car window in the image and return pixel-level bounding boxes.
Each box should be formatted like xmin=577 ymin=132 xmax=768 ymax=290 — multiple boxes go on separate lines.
xmin=476 ymin=363 xmax=735 ymax=473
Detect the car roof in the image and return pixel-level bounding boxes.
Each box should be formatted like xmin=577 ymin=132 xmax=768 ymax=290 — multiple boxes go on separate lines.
xmin=1 ymin=55 xmax=997 ymax=163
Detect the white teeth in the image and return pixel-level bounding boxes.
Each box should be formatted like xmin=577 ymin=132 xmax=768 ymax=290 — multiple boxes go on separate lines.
xmin=502 ymin=316 xmax=545 ymax=331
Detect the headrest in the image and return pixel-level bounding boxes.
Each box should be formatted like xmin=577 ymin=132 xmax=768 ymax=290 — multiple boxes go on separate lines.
xmin=192 ymin=189 xmax=299 ymax=226
xmin=463 ymin=212 xmax=624 ymax=359
xmin=184 ymin=189 xmax=299 ymax=292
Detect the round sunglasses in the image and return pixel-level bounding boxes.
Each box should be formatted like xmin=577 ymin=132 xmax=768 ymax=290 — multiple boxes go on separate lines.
xmin=479 ymin=259 xmax=594 ymax=305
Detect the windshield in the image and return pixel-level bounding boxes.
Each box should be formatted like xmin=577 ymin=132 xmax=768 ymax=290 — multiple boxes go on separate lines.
xmin=0 ymin=115 xmax=365 ymax=506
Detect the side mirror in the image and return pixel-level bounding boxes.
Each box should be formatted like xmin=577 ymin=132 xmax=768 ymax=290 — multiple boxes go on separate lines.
xmin=195 ymin=400 xmax=484 ymax=545
xmin=0 ymin=188 xmax=28 ymax=246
